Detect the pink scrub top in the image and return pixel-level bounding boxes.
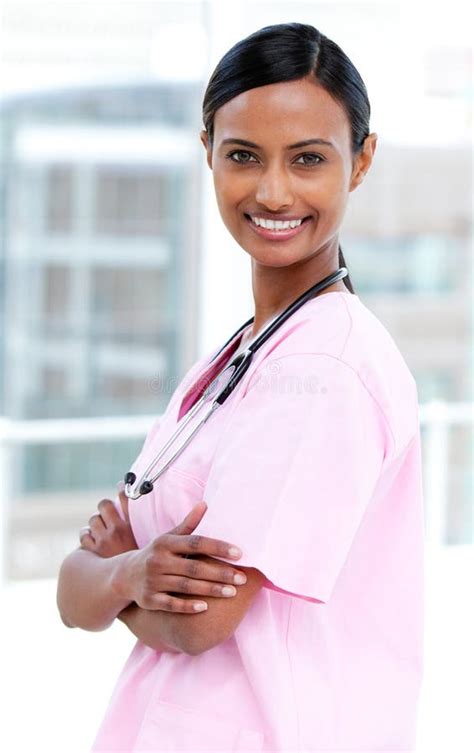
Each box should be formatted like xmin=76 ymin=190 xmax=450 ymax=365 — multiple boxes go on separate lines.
xmin=91 ymin=291 xmax=424 ymax=752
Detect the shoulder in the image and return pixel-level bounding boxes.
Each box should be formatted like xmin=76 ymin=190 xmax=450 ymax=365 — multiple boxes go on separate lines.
xmin=246 ymin=293 xmax=419 ymax=459
xmin=337 ymin=296 xmax=420 ymax=456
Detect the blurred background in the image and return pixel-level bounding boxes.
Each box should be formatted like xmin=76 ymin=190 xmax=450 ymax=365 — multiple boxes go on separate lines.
xmin=0 ymin=0 xmax=472 ymax=751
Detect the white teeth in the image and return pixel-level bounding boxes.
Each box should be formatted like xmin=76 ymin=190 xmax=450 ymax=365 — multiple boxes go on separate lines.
xmin=250 ymin=216 xmax=304 ymax=230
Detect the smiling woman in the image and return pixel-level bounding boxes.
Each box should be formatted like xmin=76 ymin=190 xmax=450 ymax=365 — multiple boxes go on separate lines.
xmin=200 ymin=44 xmax=377 ymax=339
xmin=205 ymin=32 xmax=374 ymax=258
xmin=58 ymin=21 xmax=424 ymax=753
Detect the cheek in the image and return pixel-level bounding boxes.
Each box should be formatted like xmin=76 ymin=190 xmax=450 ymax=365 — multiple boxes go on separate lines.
xmin=309 ymin=165 xmax=348 ymax=202
xmin=214 ymin=178 xmax=255 ymax=234
xmin=308 ymin=173 xmax=351 ymax=227
xmin=213 ymin=173 xmax=241 ymax=214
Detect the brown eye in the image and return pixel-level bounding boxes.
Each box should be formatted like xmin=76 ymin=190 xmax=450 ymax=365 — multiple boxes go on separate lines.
xmin=295 ymin=153 xmax=324 ymax=166
xmin=226 ymin=150 xmax=258 ymax=164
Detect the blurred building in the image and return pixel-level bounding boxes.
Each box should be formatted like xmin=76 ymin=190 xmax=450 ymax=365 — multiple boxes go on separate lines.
xmin=0 ymin=2 xmax=472 ymax=578
xmin=342 ymin=143 xmax=472 ymax=550
xmin=0 ymin=83 xmax=203 ymax=576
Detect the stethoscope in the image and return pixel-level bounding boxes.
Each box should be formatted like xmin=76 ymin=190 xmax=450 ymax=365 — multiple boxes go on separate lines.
xmin=124 ymin=267 xmax=348 ymax=500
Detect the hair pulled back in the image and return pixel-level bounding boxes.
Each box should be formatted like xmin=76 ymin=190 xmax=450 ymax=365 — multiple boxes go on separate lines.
xmin=202 ymin=22 xmax=372 ymax=294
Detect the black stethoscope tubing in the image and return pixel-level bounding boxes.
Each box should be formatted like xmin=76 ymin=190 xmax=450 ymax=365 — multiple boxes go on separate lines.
xmin=124 ymin=267 xmax=348 ymax=498
xmin=211 ymin=266 xmax=348 ymax=405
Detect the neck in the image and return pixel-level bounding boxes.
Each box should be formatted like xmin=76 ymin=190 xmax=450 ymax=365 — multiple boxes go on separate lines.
xmin=249 ymin=238 xmax=347 ymax=338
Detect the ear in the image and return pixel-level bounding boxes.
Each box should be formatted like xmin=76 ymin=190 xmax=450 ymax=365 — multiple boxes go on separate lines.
xmin=200 ymin=129 xmax=213 ymax=170
xmin=349 ymin=132 xmax=377 ymax=192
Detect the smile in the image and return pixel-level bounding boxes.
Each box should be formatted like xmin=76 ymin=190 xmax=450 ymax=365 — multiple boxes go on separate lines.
xmin=244 ymin=214 xmax=311 ymax=241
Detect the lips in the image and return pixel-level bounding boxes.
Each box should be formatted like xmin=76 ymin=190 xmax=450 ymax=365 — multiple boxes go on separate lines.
xmin=244 ymin=213 xmax=312 ymax=241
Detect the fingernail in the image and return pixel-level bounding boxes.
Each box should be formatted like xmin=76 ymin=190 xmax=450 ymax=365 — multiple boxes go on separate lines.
xmin=222 ymin=586 xmax=236 ymax=597
xmin=228 ymin=547 xmax=242 ymax=558
xmin=193 ymin=602 xmax=208 ymax=612
xmin=117 ymin=480 xmax=125 ymax=492
xmin=233 ymin=574 xmax=247 ymax=585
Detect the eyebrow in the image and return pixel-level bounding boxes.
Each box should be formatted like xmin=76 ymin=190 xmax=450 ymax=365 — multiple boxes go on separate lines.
xmin=220 ymin=137 xmax=335 ymax=150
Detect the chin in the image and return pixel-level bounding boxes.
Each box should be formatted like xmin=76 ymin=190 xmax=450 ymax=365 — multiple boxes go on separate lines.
xmin=246 ymin=247 xmax=310 ymax=269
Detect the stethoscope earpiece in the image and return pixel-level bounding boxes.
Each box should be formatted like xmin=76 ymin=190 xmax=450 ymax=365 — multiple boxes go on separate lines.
xmin=139 ymin=480 xmax=154 ymax=495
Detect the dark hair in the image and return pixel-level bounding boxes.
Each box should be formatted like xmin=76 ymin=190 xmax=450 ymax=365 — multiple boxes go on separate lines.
xmin=202 ymin=22 xmax=372 ymax=294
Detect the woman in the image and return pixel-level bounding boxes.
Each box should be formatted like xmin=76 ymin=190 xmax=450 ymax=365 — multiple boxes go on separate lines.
xmin=57 ymin=22 xmax=424 ymax=752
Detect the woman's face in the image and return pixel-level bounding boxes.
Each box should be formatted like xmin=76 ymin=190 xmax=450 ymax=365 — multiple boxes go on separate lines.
xmin=201 ymin=75 xmax=376 ymax=270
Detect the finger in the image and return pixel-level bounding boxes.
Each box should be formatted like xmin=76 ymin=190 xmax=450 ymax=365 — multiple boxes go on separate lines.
xmin=97 ymin=498 xmax=121 ymax=527
xmin=144 ymin=593 xmax=208 ymax=614
xmin=165 ymin=532 xmax=242 ymax=560
xmin=88 ymin=513 xmax=106 ymax=537
xmin=169 ymin=501 xmax=208 ymax=536
xmin=171 ymin=555 xmax=248 ymax=586
xmin=154 ymin=574 xmax=240 ymax=598
xmin=79 ymin=527 xmax=96 ymax=548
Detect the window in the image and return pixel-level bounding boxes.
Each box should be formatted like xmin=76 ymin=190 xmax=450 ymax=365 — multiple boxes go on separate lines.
xmin=94 ymin=169 xmax=169 ymax=235
xmin=43 ymin=265 xmax=71 ymax=319
xmin=46 ymin=165 xmax=73 ymax=233
xmin=92 ymin=266 xmax=169 ymax=339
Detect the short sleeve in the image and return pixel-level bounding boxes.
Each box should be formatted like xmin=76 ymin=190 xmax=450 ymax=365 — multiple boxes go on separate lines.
xmin=192 ymin=353 xmax=389 ymax=604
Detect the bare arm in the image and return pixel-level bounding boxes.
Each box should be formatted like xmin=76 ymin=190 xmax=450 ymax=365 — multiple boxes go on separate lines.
xmin=57 ymin=491 xmax=142 ymax=631
xmin=56 ymin=547 xmax=135 ymax=632
xmin=57 ymin=495 xmax=248 ymax=652
xmin=117 ymin=603 xmax=181 ymax=653
xmin=115 ymin=556 xmax=263 ymax=656
xmin=57 ymin=548 xmax=192 ymax=653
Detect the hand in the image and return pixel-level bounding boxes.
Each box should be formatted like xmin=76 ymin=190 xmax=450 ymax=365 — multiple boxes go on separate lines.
xmin=117 ymin=501 xmax=248 ymax=613
xmin=79 ymin=483 xmax=138 ymax=558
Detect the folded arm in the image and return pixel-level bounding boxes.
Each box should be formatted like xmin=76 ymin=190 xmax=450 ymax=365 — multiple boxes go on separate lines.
xmin=118 ymin=554 xmax=265 ymax=656
xmin=58 ymin=492 xmax=259 ymax=655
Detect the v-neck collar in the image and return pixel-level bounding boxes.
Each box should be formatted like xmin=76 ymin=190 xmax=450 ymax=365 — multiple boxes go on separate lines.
xmin=176 ymin=292 xmax=357 ymax=422
xmin=177 ymin=324 xmax=251 ymax=422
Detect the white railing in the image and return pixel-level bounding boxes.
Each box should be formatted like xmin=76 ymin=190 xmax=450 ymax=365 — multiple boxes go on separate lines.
xmin=0 ymin=402 xmax=473 ymax=585
xmin=0 ymin=414 xmax=158 ymax=587
xmin=418 ymin=400 xmax=473 ymax=548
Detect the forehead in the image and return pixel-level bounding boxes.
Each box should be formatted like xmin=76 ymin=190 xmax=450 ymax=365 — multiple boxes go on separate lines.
xmin=213 ymin=77 xmax=351 ymax=152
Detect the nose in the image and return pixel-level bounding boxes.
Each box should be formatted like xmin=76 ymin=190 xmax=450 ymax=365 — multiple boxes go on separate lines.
xmin=255 ymin=162 xmax=295 ymax=211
